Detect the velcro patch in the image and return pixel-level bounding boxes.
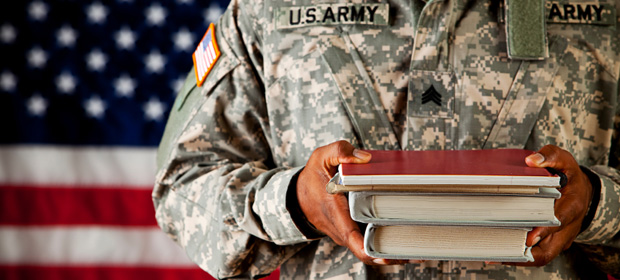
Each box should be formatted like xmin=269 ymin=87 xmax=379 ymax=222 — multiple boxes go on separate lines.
xmin=193 ymin=23 xmax=221 ymax=87
xmin=275 ymin=4 xmax=389 ymax=30
xmin=546 ymin=2 xmax=616 ymax=25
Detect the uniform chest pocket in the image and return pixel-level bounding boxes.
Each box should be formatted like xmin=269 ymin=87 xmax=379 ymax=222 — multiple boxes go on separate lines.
xmin=265 ymin=47 xmax=359 ymax=166
xmin=408 ymin=70 xmax=457 ymax=118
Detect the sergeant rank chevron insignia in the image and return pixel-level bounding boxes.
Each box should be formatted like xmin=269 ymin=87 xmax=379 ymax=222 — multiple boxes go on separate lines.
xmin=422 ymin=85 xmax=442 ymax=106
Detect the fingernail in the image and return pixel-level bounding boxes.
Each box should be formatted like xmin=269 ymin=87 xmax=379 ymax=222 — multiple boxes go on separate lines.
xmin=532 ymin=236 xmax=541 ymax=246
xmin=373 ymin=259 xmax=388 ymax=265
xmin=528 ymin=153 xmax=545 ymax=165
xmin=353 ymin=149 xmax=371 ymax=160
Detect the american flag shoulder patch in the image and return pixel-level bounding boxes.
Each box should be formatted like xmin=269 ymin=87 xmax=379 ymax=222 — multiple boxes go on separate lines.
xmin=193 ymin=23 xmax=221 ymax=87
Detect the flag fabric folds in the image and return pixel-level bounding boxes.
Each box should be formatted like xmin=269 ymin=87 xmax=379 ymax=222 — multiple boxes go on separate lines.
xmin=0 ymin=1 xmax=280 ymax=279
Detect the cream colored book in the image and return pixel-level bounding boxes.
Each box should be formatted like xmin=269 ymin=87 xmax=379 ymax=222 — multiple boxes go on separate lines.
xmin=349 ymin=188 xmax=561 ymax=226
xmin=364 ymin=224 xmax=534 ymax=262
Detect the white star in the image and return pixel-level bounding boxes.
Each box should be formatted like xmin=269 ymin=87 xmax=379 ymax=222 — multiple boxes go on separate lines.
xmin=143 ymin=97 xmax=166 ymax=121
xmin=57 ymin=25 xmax=78 ymax=47
xmin=0 ymin=71 xmax=17 ymax=92
xmin=114 ymin=26 xmax=136 ymax=50
xmin=144 ymin=50 xmax=167 ymax=73
xmin=170 ymin=75 xmax=185 ymax=94
xmin=56 ymin=71 xmax=77 ymax=94
xmin=114 ymin=74 xmax=137 ymax=97
xmin=84 ymin=95 xmax=106 ymax=119
xmin=172 ymin=28 xmax=195 ymax=52
xmin=145 ymin=3 xmax=167 ymax=26
xmin=1 ymin=24 xmax=17 ymax=44
xmin=27 ymin=46 xmax=48 ymax=68
xmin=86 ymin=2 xmax=109 ymax=24
xmin=204 ymin=3 xmax=223 ymax=24
xmin=27 ymin=94 xmax=48 ymax=117
xmin=86 ymin=49 xmax=108 ymax=72
xmin=29 ymin=1 xmax=49 ymax=21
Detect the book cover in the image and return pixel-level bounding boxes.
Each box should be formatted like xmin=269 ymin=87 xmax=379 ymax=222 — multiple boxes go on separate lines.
xmin=364 ymin=224 xmax=534 ymax=262
xmin=349 ymin=189 xmax=561 ymax=226
xmin=338 ymin=149 xmax=561 ymax=186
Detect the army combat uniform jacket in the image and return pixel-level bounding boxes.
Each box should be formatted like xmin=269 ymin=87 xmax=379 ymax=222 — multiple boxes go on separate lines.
xmin=153 ymin=0 xmax=620 ymax=279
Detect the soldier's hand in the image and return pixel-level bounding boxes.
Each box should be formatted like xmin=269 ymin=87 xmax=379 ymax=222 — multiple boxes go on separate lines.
xmin=506 ymin=145 xmax=593 ymax=267
xmin=297 ymin=141 xmax=411 ymax=265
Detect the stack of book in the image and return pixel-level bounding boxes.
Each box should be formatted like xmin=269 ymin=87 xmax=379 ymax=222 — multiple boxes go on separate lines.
xmin=327 ymin=149 xmax=563 ymax=262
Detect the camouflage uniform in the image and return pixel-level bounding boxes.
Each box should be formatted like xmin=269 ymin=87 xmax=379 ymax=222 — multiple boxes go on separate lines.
xmin=153 ymin=0 xmax=620 ymax=279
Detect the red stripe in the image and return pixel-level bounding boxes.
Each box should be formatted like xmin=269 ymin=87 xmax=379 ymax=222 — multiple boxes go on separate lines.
xmin=208 ymin=43 xmax=217 ymax=61
xmin=0 ymin=266 xmax=280 ymax=280
xmin=196 ymin=43 xmax=206 ymax=75
xmin=0 ymin=185 xmax=157 ymax=226
xmin=0 ymin=265 xmax=211 ymax=280
xmin=204 ymin=45 xmax=213 ymax=65
xmin=202 ymin=50 xmax=211 ymax=70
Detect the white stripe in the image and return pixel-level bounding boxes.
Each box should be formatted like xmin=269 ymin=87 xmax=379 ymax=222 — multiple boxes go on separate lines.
xmin=200 ymin=47 xmax=208 ymax=75
xmin=200 ymin=45 xmax=208 ymax=75
xmin=195 ymin=45 xmax=205 ymax=76
xmin=197 ymin=41 xmax=204 ymax=54
xmin=0 ymin=226 xmax=196 ymax=266
xmin=202 ymin=47 xmax=211 ymax=70
xmin=209 ymin=44 xmax=216 ymax=64
xmin=199 ymin=43 xmax=208 ymax=75
xmin=205 ymin=45 xmax=213 ymax=65
xmin=208 ymin=43 xmax=217 ymax=62
xmin=0 ymin=145 xmax=156 ymax=188
xmin=196 ymin=56 xmax=204 ymax=77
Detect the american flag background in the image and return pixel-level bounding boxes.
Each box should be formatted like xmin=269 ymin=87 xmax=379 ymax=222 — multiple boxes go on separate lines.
xmin=0 ymin=1 xmax=277 ymax=279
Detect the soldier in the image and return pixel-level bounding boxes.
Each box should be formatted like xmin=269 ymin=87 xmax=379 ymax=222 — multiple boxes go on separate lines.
xmin=153 ymin=0 xmax=620 ymax=279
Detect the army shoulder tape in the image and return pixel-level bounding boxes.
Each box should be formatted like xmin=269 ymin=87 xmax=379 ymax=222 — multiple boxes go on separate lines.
xmin=546 ymin=1 xmax=616 ymax=25
xmin=275 ymin=3 xmax=389 ymax=30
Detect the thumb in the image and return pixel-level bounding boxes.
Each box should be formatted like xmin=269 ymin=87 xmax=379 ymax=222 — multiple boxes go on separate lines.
xmin=351 ymin=149 xmax=372 ymax=162
xmin=525 ymin=152 xmax=547 ymax=168
xmin=325 ymin=141 xmax=372 ymax=168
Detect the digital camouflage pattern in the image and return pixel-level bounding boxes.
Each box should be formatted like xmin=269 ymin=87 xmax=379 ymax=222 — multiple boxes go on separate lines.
xmin=153 ymin=0 xmax=620 ymax=279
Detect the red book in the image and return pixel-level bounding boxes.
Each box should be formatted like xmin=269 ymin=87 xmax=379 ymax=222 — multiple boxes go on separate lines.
xmin=338 ymin=149 xmax=561 ymax=187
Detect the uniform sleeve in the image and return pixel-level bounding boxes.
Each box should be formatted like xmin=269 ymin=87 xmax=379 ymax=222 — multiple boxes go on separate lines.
xmin=576 ymin=165 xmax=620 ymax=244
xmin=573 ymin=78 xmax=620 ymax=277
xmin=576 ymin=74 xmax=620 ymax=245
xmin=152 ymin=1 xmax=315 ymax=278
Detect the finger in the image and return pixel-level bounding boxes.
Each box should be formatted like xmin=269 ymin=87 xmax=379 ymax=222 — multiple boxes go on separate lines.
xmin=508 ymin=225 xmax=577 ymax=267
xmin=324 ymin=141 xmax=371 ymax=170
xmin=345 ymin=229 xmax=413 ymax=265
xmin=525 ymin=145 xmax=578 ymax=173
xmin=526 ymin=189 xmax=584 ymax=245
xmin=325 ymin=194 xmax=377 ymax=265
xmin=526 ymin=226 xmax=557 ymax=247
xmin=343 ymin=229 xmax=412 ymax=265
xmin=524 ymin=145 xmax=590 ymax=241
xmin=328 ymin=190 xmax=409 ymax=265
xmin=529 ymin=236 xmax=564 ymax=266
xmin=325 ymin=193 xmax=366 ymax=250
xmin=343 ymin=223 xmax=374 ymax=264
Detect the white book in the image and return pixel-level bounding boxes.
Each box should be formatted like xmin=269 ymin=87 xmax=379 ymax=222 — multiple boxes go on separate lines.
xmin=364 ymin=224 xmax=534 ymax=262
xmin=349 ymin=188 xmax=561 ymax=227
